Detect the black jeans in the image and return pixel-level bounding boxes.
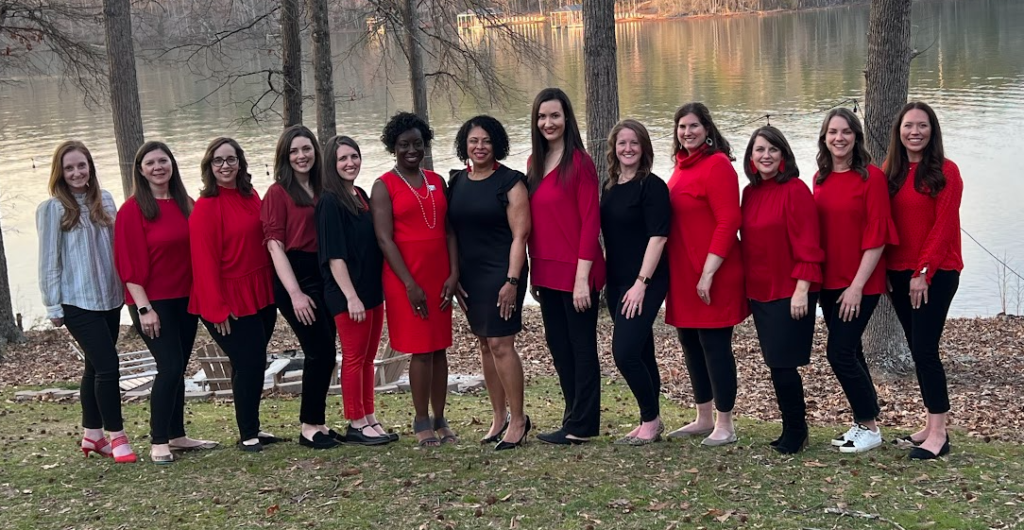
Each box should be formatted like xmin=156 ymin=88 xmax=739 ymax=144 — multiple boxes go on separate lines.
xmin=129 ymin=298 xmax=198 ymax=444
xmin=676 ymin=327 xmax=737 ymax=413
xmin=607 ymin=281 xmax=667 ymax=422
xmin=202 ymin=306 xmax=277 ymax=440
xmin=888 ymin=270 xmax=959 ymax=414
xmin=63 ymin=304 xmax=124 ymax=432
xmin=273 ymin=251 xmax=338 ymax=426
xmin=537 ymin=287 xmax=601 ymax=437
xmin=819 ymin=289 xmax=881 ymax=422
xmin=770 ymin=367 xmax=807 ymax=430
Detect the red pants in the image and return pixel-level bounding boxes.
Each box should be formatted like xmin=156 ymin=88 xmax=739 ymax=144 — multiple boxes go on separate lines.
xmin=335 ymin=306 xmax=383 ymax=420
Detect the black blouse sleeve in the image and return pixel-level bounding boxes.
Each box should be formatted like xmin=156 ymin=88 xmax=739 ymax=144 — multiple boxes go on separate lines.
xmin=316 ymin=193 xmax=350 ymax=263
xmin=497 ymin=166 xmax=528 ymax=207
xmin=642 ymin=174 xmax=671 ymax=238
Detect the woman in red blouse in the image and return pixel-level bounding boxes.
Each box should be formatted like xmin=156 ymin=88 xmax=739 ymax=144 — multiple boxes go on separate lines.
xmin=262 ymin=125 xmax=343 ymax=449
xmin=526 ymin=88 xmax=606 ymax=446
xmin=813 ymin=108 xmax=898 ymax=454
xmin=190 ymin=137 xmax=280 ymax=452
xmin=884 ymin=102 xmax=963 ymax=460
xmin=664 ymin=102 xmax=748 ymax=446
xmin=115 ymin=141 xmax=217 ymax=463
xmin=739 ymin=127 xmax=823 ymax=454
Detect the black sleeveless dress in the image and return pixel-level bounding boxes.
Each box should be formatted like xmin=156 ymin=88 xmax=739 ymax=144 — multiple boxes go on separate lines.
xmin=447 ymin=165 xmax=529 ymax=337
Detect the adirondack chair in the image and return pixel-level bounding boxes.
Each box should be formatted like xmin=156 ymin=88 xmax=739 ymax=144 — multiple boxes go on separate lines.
xmin=68 ymin=342 xmax=158 ymax=392
xmin=373 ymin=345 xmax=411 ymax=387
xmin=192 ymin=342 xmax=294 ymax=392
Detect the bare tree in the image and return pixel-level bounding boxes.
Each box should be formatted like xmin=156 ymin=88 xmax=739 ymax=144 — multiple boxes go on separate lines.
xmin=0 ymin=214 xmax=25 ymax=356
xmin=308 ymin=0 xmax=336 ymax=142
xmin=103 ymin=0 xmax=146 ymax=196
xmin=583 ymin=0 xmax=620 ymax=183
xmin=281 ymin=0 xmax=303 ymax=127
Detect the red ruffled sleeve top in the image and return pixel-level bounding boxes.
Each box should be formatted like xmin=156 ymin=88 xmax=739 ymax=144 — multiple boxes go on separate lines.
xmin=260 ymin=183 xmax=318 ymax=252
xmin=886 ymin=159 xmax=964 ymax=283
xmin=813 ymin=165 xmax=899 ymax=295
xmin=113 ymin=197 xmax=193 ymax=305
xmin=665 ymin=149 xmax=749 ymax=328
xmin=188 ymin=186 xmax=275 ymax=323
xmin=527 ymin=150 xmax=606 ymax=292
xmin=740 ymin=177 xmax=824 ymax=303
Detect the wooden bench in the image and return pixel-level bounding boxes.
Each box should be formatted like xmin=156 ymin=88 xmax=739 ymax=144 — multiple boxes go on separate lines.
xmin=191 ymin=342 xmax=295 ymax=392
xmin=68 ymin=342 xmax=158 ymax=392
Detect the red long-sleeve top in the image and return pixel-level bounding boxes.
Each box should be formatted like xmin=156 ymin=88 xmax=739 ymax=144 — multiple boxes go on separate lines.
xmin=260 ymin=183 xmax=318 ymax=253
xmin=886 ymin=159 xmax=964 ymax=283
xmin=527 ymin=150 xmax=606 ymax=292
xmin=113 ymin=197 xmax=193 ymax=305
xmin=188 ymin=186 xmax=275 ymax=323
xmin=813 ymin=165 xmax=899 ymax=295
xmin=740 ymin=177 xmax=824 ymax=302
xmin=665 ymin=149 xmax=749 ymax=328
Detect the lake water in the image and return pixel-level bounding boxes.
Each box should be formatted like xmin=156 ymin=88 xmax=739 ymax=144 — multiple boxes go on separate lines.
xmin=1 ymin=0 xmax=1022 ymax=324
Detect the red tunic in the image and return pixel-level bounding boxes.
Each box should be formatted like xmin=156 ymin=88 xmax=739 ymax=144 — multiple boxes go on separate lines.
xmin=740 ymin=177 xmax=824 ymax=303
xmin=813 ymin=165 xmax=898 ymax=295
xmin=886 ymin=159 xmax=964 ymax=283
xmin=260 ymin=183 xmax=318 ymax=252
xmin=113 ymin=197 xmax=193 ymax=305
xmin=527 ymin=150 xmax=606 ymax=292
xmin=187 ymin=187 xmax=275 ymax=323
xmin=665 ymin=150 xmax=749 ymax=328
xmin=379 ymin=170 xmax=453 ymax=354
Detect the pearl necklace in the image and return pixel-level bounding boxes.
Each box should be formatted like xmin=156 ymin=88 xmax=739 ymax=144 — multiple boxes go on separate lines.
xmin=392 ymin=166 xmax=437 ymax=230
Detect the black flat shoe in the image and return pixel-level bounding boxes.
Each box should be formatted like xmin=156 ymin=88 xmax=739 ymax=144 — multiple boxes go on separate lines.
xmin=892 ymin=434 xmax=925 ymax=447
xmin=344 ymin=425 xmax=391 ymax=446
xmin=481 ymin=412 xmax=512 ymax=445
xmin=495 ymin=416 xmax=532 ymax=451
xmin=237 ymin=441 xmax=263 ymax=453
xmin=299 ymin=431 xmax=341 ymax=449
xmin=370 ymin=423 xmax=400 ymax=443
xmin=536 ymin=429 xmax=589 ymax=446
xmin=909 ymin=437 xmax=951 ymax=460
xmin=257 ymin=434 xmax=288 ymax=445
xmin=328 ymin=429 xmax=347 ymax=444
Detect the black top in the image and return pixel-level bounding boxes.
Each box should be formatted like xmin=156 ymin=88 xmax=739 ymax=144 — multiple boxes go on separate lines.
xmin=316 ymin=187 xmax=384 ymax=316
xmin=599 ymin=174 xmax=671 ymax=288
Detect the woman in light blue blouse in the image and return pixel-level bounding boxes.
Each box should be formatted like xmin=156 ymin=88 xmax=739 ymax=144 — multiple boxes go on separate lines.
xmin=37 ymin=140 xmax=136 ymax=463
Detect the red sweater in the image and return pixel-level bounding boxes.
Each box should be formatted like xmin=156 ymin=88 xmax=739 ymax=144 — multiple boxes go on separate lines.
xmin=813 ymin=165 xmax=898 ymax=295
xmin=886 ymin=159 xmax=963 ymax=282
xmin=260 ymin=183 xmax=318 ymax=253
xmin=527 ymin=150 xmax=606 ymax=292
xmin=114 ymin=197 xmax=192 ymax=305
xmin=740 ymin=177 xmax=824 ymax=303
xmin=188 ymin=187 xmax=275 ymax=322
xmin=665 ymin=150 xmax=749 ymax=328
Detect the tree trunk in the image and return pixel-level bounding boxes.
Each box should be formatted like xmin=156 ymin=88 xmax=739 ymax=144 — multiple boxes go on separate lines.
xmin=862 ymin=0 xmax=914 ymax=375
xmin=0 ymin=222 xmax=25 ymax=357
xmin=401 ymin=0 xmax=433 ymax=170
xmin=281 ymin=0 xmax=303 ymax=127
xmin=583 ymin=0 xmax=619 ymax=186
xmin=103 ymin=0 xmax=145 ymax=198
xmin=308 ymin=0 xmax=336 ymax=143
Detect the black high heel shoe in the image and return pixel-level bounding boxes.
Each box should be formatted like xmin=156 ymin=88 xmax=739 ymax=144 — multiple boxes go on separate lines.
xmin=480 ymin=412 xmax=511 ymax=445
xmin=495 ymin=415 xmax=532 ymax=451
xmin=909 ymin=436 xmax=951 ymax=460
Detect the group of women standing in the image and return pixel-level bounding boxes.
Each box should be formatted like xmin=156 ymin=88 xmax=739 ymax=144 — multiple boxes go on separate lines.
xmin=38 ymin=87 xmax=962 ymax=462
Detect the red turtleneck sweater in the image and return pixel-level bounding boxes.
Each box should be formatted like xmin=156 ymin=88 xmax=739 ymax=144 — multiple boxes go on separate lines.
xmin=886 ymin=159 xmax=963 ymax=283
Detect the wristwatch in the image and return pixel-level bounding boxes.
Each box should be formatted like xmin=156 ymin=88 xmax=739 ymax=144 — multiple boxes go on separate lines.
xmin=506 ymin=277 xmax=519 ymax=286
xmin=138 ymin=305 xmax=152 ymax=315
xmin=637 ymin=275 xmax=651 ymax=285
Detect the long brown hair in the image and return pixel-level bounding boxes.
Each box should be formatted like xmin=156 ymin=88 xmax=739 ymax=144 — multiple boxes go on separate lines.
xmin=273 ymin=125 xmax=323 ymax=207
xmin=605 ymin=119 xmax=655 ymax=190
xmin=815 ymin=108 xmax=871 ymax=185
xmin=199 ymin=137 xmax=254 ymax=198
xmin=671 ymin=102 xmax=734 ymax=161
xmin=47 ymin=141 xmax=112 ymax=231
xmin=742 ymin=126 xmax=800 ymax=186
xmin=132 ymin=141 xmax=192 ymax=220
xmin=321 ymin=135 xmax=365 ymax=216
xmin=884 ymin=101 xmax=946 ymax=197
xmin=527 ymin=88 xmax=587 ymax=190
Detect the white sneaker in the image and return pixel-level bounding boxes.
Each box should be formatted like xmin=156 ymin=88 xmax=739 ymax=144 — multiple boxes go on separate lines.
xmin=831 ymin=424 xmax=859 ymax=447
xmin=838 ymin=424 xmax=883 ymax=453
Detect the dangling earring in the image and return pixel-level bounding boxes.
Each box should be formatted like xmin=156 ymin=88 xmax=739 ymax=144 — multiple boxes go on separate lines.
xmin=705 ymin=137 xmax=713 ymax=147
xmin=778 ymin=160 xmax=786 ymax=173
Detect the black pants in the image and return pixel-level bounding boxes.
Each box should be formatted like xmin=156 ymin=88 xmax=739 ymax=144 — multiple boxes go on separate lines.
xmin=273 ymin=251 xmax=338 ymax=426
xmin=819 ymin=289 xmax=881 ymax=422
xmin=676 ymin=327 xmax=737 ymax=413
xmin=129 ymin=298 xmax=198 ymax=444
xmin=202 ymin=306 xmax=277 ymax=440
xmin=770 ymin=367 xmax=807 ymax=431
xmin=537 ymin=287 xmax=601 ymax=437
xmin=63 ymin=304 xmax=124 ymax=432
xmin=888 ymin=270 xmax=959 ymax=414
xmin=607 ymin=281 xmax=667 ymax=422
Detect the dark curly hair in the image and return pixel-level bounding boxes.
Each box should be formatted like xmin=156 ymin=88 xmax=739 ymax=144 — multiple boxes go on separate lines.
xmin=380 ymin=111 xmax=434 ymax=154
xmin=454 ymin=115 xmax=510 ymax=163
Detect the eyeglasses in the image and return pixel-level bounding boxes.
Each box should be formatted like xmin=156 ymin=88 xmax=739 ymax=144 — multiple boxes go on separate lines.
xmin=212 ymin=157 xmax=239 ymax=167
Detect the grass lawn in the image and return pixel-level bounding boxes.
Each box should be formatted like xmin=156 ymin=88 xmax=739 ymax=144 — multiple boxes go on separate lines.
xmin=1 ymin=379 xmax=1021 ymax=530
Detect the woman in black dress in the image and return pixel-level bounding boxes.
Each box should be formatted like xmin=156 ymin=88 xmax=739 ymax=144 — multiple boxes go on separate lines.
xmin=600 ymin=120 xmax=671 ymax=446
xmin=447 ymin=115 xmax=532 ymax=450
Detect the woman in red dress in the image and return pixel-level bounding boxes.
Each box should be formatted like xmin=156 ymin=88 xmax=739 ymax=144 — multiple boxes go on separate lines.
xmin=371 ymin=112 xmax=459 ymax=447
xmin=664 ymin=102 xmax=749 ymax=446
xmin=884 ymin=102 xmax=963 ymax=460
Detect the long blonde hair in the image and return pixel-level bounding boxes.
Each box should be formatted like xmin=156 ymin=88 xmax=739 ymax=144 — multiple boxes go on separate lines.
xmin=47 ymin=141 xmax=112 ymax=231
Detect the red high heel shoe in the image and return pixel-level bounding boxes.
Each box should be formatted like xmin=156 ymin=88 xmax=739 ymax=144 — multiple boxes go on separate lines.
xmin=81 ymin=436 xmax=112 ymax=458
xmin=110 ymin=435 xmax=137 ymax=464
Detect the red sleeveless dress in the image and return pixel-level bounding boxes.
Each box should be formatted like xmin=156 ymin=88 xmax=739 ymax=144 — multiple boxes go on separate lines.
xmin=379 ymin=170 xmax=453 ymax=354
